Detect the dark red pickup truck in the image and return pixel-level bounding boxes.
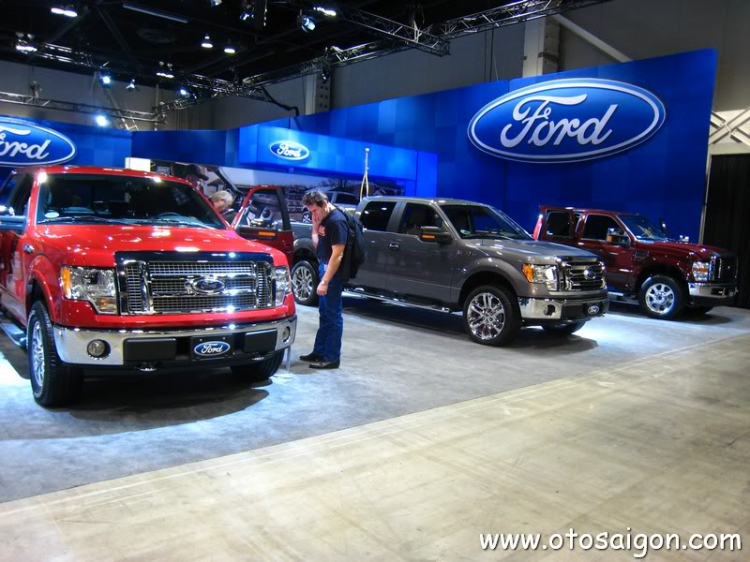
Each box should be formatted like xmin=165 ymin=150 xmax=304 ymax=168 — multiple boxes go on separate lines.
xmin=533 ymin=206 xmax=738 ymax=319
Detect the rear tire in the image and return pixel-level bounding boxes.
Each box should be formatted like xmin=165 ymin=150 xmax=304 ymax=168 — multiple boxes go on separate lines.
xmin=638 ymin=275 xmax=684 ymax=320
xmin=542 ymin=321 xmax=586 ymax=335
xmin=27 ymin=301 xmax=83 ymax=407
xmin=291 ymin=260 xmax=319 ymax=306
xmin=231 ymin=351 xmax=284 ymax=382
xmin=463 ymin=285 xmax=520 ymax=346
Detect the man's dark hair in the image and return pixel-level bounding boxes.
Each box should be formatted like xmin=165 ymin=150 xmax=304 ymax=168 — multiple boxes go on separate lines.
xmin=302 ymin=190 xmax=329 ymax=207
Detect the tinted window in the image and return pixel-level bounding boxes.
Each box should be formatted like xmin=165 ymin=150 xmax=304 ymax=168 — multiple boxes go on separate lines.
xmin=582 ymin=215 xmax=621 ymax=241
xmin=360 ymin=201 xmax=396 ymax=232
xmin=398 ymin=204 xmax=443 ymax=235
xmin=7 ymin=174 xmax=33 ymax=216
xmin=442 ymin=205 xmax=530 ymax=240
xmin=243 ymin=190 xmax=285 ymax=230
xmin=36 ymin=174 xmax=225 ymax=229
xmin=334 ymin=193 xmax=359 ymax=205
xmin=546 ymin=211 xmax=573 ymax=237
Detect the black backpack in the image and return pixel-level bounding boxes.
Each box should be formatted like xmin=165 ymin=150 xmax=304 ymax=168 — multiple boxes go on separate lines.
xmin=333 ymin=206 xmax=367 ymax=281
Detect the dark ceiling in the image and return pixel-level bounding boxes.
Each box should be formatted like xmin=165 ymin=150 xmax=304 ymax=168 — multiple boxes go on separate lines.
xmin=2 ymin=1 xmax=611 ymax=95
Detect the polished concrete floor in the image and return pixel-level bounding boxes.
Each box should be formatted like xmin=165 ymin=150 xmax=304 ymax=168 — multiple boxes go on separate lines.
xmin=1 ymin=303 xmax=749 ymax=560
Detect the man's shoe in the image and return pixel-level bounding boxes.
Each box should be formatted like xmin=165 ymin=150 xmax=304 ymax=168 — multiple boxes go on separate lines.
xmin=309 ymin=359 xmax=340 ymax=370
xmin=299 ymin=352 xmax=323 ymax=362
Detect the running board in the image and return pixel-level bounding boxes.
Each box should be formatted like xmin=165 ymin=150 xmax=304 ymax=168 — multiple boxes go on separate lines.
xmin=344 ymin=288 xmax=454 ymax=314
xmin=0 ymin=317 xmax=27 ymax=348
xmin=608 ymin=292 xmax=638 ymax=304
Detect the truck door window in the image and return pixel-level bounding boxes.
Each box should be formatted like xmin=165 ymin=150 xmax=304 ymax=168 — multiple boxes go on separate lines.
xmin=360 ymin=201 xmax=396 ymax=231
xmin=582 ymin=215 xmax=622 ymax=241
xmin=334 ymin=193 xmax=358 ymax=206
xmin=244 ymin=190 xmax=284 ymax=230
xmin=546 ymin=211 xmax=575 ymax=237
xmin=398 ymin=204 xmax=442 ymax=236
xmin=7 ymin=174 xmax=33 ymax=216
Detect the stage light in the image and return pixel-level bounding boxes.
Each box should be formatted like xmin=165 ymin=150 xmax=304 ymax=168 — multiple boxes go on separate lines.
xmin=95 ymin=115 xmax=109 ymax=127
xmin=210 ymin=0 xmax=222 ymax=6
xmin=15 ymin=40 xmax=37 ymax=54
xmin=224 ymin=43 xmax=236 ymax=55
xmin=179 ymin=87 xmax=190 ymax=97
xmin=156 ymin=71 xmax=175 ymax=79
xmin=299 ymin=13 xmax=316 ymax=32
xmin=51 ymin=6 xmax=78 ymax=17
xmin=313 ymin=6 xmax=337 ymax=17
xmin=126 ymin=78 xmax=137 ymax=91
xmin=201 ymin=34 xmax=213 ymax=48
xmin=240 ymin=9 xmax=253 ymax=22
xmin=99 ymin=74 xmax=112 ymax=87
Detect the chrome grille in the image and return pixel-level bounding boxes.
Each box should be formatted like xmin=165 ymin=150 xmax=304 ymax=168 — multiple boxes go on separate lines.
xmin=562 ymin=261 xmax=605 ymax=291
xmin=120 ymin=257 xmax=274 ymax=314
xmin=714 ymin=256 xmax=737 ymax=283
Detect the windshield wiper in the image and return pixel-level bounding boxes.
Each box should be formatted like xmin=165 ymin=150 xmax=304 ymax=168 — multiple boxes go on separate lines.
xmin=39 ymin=215 xmax=132 ymax=225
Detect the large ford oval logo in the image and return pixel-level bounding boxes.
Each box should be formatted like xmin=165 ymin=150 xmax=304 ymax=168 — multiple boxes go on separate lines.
xmin=194 ymin=341 xmax=230 ymax=357
xmin=192 ymin=277 xmax=225 ymax=294
xmin=467 ymin=79 xmax=666 ymax=163
xmin=0 ymin=118 xmax=77 ymax=166
xmin=269 ymin=140 xmax=310 ymax=161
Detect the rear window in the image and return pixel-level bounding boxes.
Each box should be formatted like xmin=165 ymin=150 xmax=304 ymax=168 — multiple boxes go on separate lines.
xmin=360 ymin=201 xmax=396 ymax=232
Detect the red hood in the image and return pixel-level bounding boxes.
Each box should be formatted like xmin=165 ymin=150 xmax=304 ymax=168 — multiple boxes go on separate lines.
xmin=635 ymin=239 xmax=729 ymax=260
xmin=34 ymin=224 xmax=286 ymax=267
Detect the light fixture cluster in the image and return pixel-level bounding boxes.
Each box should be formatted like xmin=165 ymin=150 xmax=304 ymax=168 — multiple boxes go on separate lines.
xmin=299 ymin=5 xmax=337 ymax=32
xmin=15 ymin=32 xmax=38 ymax=53
xmin=199 ymin=34 xmax=237 ymax=55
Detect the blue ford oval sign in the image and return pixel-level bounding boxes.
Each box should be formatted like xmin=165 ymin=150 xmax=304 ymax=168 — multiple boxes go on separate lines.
xmin=467 ymin=79 xmax=666 ymax=163
xmin=194 ymin=341 xmax=231 ymax=357
xmin=0 ymin=118 xmax=77 ymax=166
xmin=269 ymin=140 xmax=310 ymax=161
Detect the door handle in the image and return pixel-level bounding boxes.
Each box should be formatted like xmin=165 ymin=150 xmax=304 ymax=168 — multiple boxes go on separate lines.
xmin=23 ymin=244 xmax=34 ymax=254
xmin=389 ymin=242 xmax=400 ymax=251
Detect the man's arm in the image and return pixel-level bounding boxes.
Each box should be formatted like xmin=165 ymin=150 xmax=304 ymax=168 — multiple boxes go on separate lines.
xmin=318 ymin=243 xmax=345 ymax=296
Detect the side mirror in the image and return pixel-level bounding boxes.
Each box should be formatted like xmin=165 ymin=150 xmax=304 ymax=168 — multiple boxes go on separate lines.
xmin=420 ymin=226 xmax=452 ymax=245
xmin=606 ymin=228 xmax=630 ymax=247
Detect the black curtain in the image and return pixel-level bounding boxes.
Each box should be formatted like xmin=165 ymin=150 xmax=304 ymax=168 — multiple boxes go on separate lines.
xmin=704 ymin=155 xmax=750 ymax=309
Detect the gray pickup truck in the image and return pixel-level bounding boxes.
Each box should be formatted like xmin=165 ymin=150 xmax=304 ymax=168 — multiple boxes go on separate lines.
xmin=291 ymin=197 xmax=609 ymax=345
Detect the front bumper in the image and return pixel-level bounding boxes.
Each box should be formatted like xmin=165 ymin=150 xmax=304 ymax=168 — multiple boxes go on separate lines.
xmin=688 ymin=283 xmax=737 ymax=307
xmin=518 ymin=296 xmax=609 ymax=323
xmin=53 ymin=316 xmax=296 ymax=368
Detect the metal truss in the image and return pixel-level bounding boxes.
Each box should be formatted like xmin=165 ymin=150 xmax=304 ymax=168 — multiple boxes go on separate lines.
xmin=709 ymin=108 xmax=750 ymax=147
xmin=0 ymin=91 xmax=164 ymax=124
xmin=436 ymin=0 xmax=613 ymax=38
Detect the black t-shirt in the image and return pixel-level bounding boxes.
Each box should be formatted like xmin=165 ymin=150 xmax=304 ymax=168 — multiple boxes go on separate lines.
xmin=317 ymin=209 xmax=349 ymax=276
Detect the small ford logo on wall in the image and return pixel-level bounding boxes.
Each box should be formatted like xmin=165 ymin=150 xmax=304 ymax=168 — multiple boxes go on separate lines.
xmin=467 ymin=79 xmax=666 ymax=163
xmin=192 ymin=277 xmax=225 ymax=294
xmin=194 ymin=341 xmax=231 ymax=357
xmin=0 ymin=118 xmax=77 ymax=166
xmin=269 ymin=140 xmax=310 ymax=161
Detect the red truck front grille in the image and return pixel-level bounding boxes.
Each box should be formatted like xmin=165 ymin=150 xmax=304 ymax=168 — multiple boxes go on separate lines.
xmin=119 ymin=258 xmax=273 ymax=314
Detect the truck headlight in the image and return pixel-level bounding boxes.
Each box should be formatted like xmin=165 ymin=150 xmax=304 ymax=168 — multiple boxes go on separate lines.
xmin=61 ymin=266 xmax=117 ymax=314
xmin=273 ymin=266 xmax=291 ymax=306
xmin=522 ymin=264 xmax=558 ymax=290
xmin=692 ymin=261 xmax=710 ymax=282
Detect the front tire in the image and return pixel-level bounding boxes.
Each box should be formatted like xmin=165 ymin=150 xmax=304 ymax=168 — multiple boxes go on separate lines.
xmin=231 ymin=350 xmax=284 ymax=382
xmin=463 ymin=285 xmax=521 ymax=346
xmin=28 ymin=301 xmax=83 ymax=407
xmin=542 ymin=321 xmax=586 ymax=335
xmin=638 ymin=275 xmax=684 ymax=320
xmin=292 ymin=260 xmax=319 ymax=306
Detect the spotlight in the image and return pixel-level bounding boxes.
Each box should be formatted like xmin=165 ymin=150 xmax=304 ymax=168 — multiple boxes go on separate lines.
xmin=15 ymin=40 xmax=38 ymax=54
xmin=126 ymin=78 xmax=138 ymax=91
xmin=156 ymin=71 xmax=175 ymax=79
xmin=51 ymin=5 xmax=78 ymax=17
xmin=240 ymin=9 xmax=253 ymax=22
xmin=210 ymin=0 xmax=222 ymax=6
xmin=298 ymin=13 xmax=316 ymax=32
xmin=179 ymin=87 xmax=190 ymax=97
xmin=201 ymin=33 xmax=213 ymax=48
xmin=99 ymin=74 xmax=112 ymax=87
xmin=224 ymin=43 xmax=236 ymax=55
xmin=95 ymin=115 xmax=109 ymax=127
xmin=313 ymin=5 xmax=337 ymax=17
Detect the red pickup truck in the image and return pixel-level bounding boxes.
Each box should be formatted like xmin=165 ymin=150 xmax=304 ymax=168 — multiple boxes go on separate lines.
xmin=0 ymin=166 xmax=296 ymax=406
xmin=533 ymin=206 xmax=738 ymax=319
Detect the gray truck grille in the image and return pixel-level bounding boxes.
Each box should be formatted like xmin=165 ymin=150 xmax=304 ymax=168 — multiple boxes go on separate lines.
xmin=561 ymin=261 xmax=605 ymax=291
xmin=121 ymin=259 xmax=273 ymax=314
xmin=713 ymin=256 xmax=737 ymax=283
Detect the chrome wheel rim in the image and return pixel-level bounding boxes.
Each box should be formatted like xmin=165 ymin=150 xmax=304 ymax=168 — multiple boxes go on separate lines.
xmin=31 ymin=321 xmax=45 ymax=390
xmin=292 ymin=266 xmax=314 ymax=301
xmin=645 ymin=283 xmax=675 ymax=315
xmin=467 ymin=292 xmax=506 ymax=341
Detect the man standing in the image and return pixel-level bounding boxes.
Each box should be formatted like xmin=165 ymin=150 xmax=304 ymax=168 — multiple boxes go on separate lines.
xmin=299 ymin=190 xmax=348 ymax=369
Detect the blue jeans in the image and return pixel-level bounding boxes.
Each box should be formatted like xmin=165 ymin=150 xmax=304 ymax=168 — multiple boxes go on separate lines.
xmin=312 ymin=263 xmax=344 ymax=362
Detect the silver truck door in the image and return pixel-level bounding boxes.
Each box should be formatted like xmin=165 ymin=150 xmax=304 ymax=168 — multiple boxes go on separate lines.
xmin=353 ymin=200 xmax=398 ymax=290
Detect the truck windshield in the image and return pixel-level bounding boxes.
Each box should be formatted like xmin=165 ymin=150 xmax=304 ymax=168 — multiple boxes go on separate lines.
xmin=36 ymin=174 xmax=225 ymax=229
xmin=441 ymin=204 xmax=531 ymax=240
xmin=619 ymin=214 xmax=671 ymax=241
